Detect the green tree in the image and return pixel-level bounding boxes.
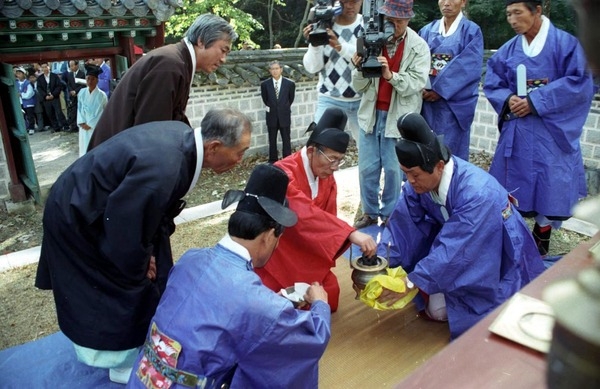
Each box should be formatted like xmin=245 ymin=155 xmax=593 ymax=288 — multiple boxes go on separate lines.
xmin=164 ymin=0 xmax=264 ymax=49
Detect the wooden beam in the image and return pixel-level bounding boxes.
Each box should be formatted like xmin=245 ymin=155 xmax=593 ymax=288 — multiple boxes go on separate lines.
xmin=0 ymin=47 xmax=123 ymax=63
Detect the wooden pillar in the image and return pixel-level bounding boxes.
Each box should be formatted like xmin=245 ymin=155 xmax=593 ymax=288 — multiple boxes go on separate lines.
xmin=119 ymin=35 xmax=136 ymax=67
xmin=0 ymin=100 xmax=26 ymax=202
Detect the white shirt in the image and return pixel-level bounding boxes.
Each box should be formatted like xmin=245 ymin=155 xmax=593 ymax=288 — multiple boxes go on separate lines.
xmin=185 ymin=127 xmax=203 ymax=195
xmin=183 ymin=37 xmax=197 ymax=90
xmin=429 ymin=157 xmax=455 ymax=221
xmin=301 ymin=146 xmax=319 ymax=199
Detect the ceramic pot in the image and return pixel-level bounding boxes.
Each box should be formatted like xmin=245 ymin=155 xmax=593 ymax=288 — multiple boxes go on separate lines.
xmin=350 ymin=255 xmax=388 ymax=299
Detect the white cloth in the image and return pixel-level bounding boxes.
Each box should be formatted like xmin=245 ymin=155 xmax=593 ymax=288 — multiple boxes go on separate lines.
xmin=438 ymin=11 xmax=464 ymax=37
xmin=522 ymin=15 xmax=550 ymax=57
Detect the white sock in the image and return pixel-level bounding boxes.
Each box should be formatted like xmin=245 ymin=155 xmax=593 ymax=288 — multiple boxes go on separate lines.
xmin=109 ymin=367 xmax=133 ymax=384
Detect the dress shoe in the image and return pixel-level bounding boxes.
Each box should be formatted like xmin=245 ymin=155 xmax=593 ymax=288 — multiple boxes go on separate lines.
xmin=353 ymin=214 xmax=378 ymax=229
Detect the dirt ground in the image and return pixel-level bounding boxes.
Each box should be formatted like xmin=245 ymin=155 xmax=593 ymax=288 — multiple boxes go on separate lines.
xmin=0 ymin=137 xmax=590 ymax=351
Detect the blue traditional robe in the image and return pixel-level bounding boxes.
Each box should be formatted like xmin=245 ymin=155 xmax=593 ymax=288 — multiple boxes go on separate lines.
xmin=484 ymin=21 xmax=594 ymax=218
xmin=380 ymin=157 xmax=545 ymax=339
xmin=127 ymin=239 xmax=331 ymax=389
xmin=419 ymin=15 xmax=484 ymax=161
xmin=77 ymin=86 xmax=107 ymax=156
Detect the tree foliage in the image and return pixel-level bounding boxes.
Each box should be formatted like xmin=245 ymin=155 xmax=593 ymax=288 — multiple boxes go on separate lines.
xmin=165 ymin=0 xmax=580 ymax=50
xmin=164 ymin=0 xmax=264 ymax=48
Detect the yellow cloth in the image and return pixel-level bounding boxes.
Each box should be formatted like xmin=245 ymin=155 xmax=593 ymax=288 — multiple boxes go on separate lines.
xmin=359 ymin=266 xmax=419 ymax=310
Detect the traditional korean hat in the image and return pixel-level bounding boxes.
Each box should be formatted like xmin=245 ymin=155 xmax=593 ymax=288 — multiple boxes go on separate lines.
xmin=395 ymin=113 xmax=449 ymax=170
xmin=84 ymin=64 xmax=103 ymax=78
xmin=305 ymin=107 xmax=350 ymax=153
xmin=221 ymin=164 xmax=297 ymax=227
xmin=505 ymin=0 xmax=542 ymax=5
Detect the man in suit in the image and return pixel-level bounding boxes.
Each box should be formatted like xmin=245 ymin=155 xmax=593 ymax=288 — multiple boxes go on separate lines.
xmin=36 ymin=108 xmax=252 ymax=384
xmin=260 ymin=60 xmax=296 ymax=163
xmin=88 ymin=13 xmax=238 ymax=150
xmin=66 ymin=60 xmax=86 ymax=132
xmin=28 ymin=73 xmax=46 ymax=131
xmin=37 ymin=62 xmax=68 ymax=132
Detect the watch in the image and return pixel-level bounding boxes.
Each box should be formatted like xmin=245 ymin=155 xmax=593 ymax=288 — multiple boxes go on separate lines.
xmin=406 ymin=278 xmax=414 ymax=290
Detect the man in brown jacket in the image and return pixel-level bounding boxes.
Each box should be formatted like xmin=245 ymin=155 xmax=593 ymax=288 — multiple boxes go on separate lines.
xmin=88 ymin=13 xmax=238 ymax=150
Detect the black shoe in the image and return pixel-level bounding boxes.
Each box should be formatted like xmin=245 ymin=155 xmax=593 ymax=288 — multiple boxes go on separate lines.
xmin=353 ymin=215 xmax=378 ymax=229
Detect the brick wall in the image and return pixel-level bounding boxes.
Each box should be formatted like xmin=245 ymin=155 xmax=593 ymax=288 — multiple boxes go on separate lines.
xmin=186 ymin=80 xmax=319 ymax=155
xmin=188 ymin=83 xmax=600 ymax=194
xmin=471 ymin=90 xmax=600 ymax=170
xmin=2 ymin=81 xmax=599 ymax=202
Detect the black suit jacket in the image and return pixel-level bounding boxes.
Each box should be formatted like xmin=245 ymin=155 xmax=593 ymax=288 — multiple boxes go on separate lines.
xmin=67 ymin=69 xmax=86 ymax=95
xmin=37 ymin=72 xmax=62 ymax=99
xmin=260 ymin=77 xmax=295 ymax=128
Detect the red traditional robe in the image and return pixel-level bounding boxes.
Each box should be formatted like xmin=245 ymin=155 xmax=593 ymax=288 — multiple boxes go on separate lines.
xmin=255 ymin=151 xmax=354 ymax=312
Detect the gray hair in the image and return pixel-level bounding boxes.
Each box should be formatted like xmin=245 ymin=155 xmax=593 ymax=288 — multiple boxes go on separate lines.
xmin=269 ymin=60 xmax=281 ymax=69
xmin=185 ymin=14 xmax=238 ymax=48
xmin=201 ymin=108 xmax=252 ymax=147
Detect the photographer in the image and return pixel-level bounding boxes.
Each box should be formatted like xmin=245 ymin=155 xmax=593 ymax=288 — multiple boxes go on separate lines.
xmin=351 ymin=0 xmax=429 ymax=229
xmin=303 ymin=0 xmax=364 ymax=146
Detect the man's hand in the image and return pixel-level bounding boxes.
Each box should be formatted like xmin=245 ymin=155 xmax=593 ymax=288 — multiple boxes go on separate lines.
xmin=349 ymin=230 xmax=377 ymax=258
xmin=304 ymin=282 xmax=328 ymax=305
xmin=147 ymin=255 xmax=156 ymax=280
xmin=326 ymin=28 xmax=342 ymax=51
xmin=303 ymin=24 xmax=313 ymax=41
xmin=378 ymin=56 xmax=393 ymax=81
xmin=377 ymin=277 xmax=414 ymax=307
xmin=422 ymin=89 xmax=441 ymax=102
xmin=508 ymin=95 xmax=532 ymax=117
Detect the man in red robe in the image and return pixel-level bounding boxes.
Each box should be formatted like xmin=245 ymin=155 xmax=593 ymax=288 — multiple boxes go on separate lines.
xmin=255 ymin=108 xmax=377 ymax=312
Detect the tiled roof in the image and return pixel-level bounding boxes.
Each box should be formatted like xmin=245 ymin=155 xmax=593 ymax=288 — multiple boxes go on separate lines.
xmin=193 ymin=48 xmax=317 ymax=88
xmin=0 ymin=0 xmax=182 ymax=21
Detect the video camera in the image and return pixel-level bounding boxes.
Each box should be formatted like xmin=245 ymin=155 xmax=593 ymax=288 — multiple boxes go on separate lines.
xmin=307 ymin=0 xmax=341 ymax=46
xmin=356 ymin=0 xmax=394 ymax=77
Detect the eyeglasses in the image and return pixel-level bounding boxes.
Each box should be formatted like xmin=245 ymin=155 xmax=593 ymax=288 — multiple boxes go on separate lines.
xmin=317 ymin=148 xmax=346 ymax=167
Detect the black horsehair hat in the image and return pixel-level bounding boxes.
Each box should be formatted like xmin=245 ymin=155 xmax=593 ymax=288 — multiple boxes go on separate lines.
xmin=395 ymin=113 xmax=449 ymax=169
xmin=221 ymin=164 xmax=297 ymax=227
xmin=305 ymin=107 xmax=350 ymax=154
xmin=85 ymin=64 xmax=103 ymax=78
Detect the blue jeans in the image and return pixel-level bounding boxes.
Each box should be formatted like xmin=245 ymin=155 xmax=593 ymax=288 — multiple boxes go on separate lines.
xmin=314 ymin=95 xmax=360 ymax=146
xmin=358 ymin=110 xmax=401 ymax=219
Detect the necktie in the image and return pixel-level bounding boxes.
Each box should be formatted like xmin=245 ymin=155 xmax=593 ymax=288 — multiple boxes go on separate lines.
xmin=275 ymin=81 xmax=279 ymax=100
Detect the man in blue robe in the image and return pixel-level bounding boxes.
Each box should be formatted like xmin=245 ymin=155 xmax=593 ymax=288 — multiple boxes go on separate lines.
xmin=377 ymin=113 xmax=545 ymax=339
xmin=419 ymin=0 xmax=484 ymax=161
xmin=127 ymin=164 xmax=331 ymax=388
xmin=483 ymin=0 xmax=595 ymax=255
